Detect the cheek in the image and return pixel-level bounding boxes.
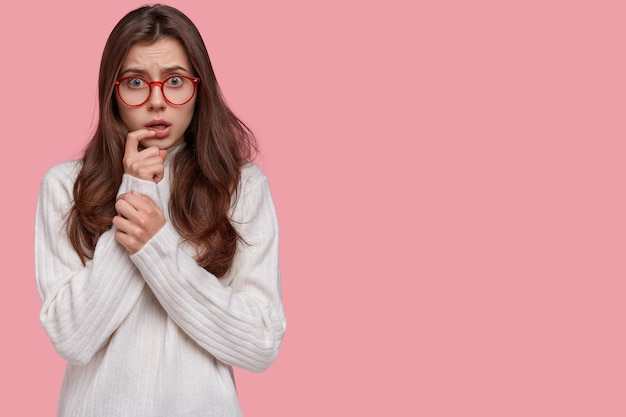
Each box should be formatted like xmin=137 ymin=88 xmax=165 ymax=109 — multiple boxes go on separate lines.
xmin=182 ymin=102 xmax=196 ymax=128
xmin=115 ymin=97 xmax=129 ymax=124
xmin=117 ymin=106 xmax=139 ymax=130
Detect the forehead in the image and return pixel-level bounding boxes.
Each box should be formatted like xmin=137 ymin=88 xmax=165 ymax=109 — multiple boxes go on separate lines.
xmin=121 ymin=38 xmax=192 ymax=72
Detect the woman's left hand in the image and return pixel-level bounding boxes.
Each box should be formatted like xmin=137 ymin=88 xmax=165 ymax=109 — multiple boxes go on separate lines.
xmin=113 ymin=191 xmax=166 ymax=254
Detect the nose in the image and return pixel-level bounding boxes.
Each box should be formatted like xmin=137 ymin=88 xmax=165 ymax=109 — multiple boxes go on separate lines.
xmin=147 ymin=84 xmax=166 ymax=110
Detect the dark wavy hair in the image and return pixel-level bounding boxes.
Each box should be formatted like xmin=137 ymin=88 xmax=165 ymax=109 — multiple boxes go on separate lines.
xmin=67 ymin=4 xmax=257 ymax=277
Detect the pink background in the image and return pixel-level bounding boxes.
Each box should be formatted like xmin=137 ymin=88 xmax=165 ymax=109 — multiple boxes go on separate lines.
xmin=2 ymin=0 xmax=625 ymax=415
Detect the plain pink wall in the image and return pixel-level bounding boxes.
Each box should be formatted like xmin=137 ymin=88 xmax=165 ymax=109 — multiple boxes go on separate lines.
xmin=2 ymin=0 xmax=626 ymax=415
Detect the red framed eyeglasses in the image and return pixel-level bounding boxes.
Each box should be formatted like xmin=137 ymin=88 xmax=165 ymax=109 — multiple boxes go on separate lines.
xmin=115 ymin=75 xmax=201 ymax=107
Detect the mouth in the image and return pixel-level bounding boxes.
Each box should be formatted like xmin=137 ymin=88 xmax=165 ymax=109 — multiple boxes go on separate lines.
xmin=146 ymin=119 xmax=171 ymax=130
xmin=146 ymin=120 xmax=172 ymax=138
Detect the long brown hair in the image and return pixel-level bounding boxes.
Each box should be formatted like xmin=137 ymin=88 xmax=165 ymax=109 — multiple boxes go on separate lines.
xmin=67 ymin=4 xmax=257 ymax=277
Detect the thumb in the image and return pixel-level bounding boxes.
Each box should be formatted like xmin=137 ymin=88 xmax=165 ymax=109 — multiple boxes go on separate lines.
xmin=159 ymin=149 xmax=168 ymax=161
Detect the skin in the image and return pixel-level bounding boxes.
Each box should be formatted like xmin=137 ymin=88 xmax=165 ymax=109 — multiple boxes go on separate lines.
xmin=112 ymin=38 xmax=197 ymax=254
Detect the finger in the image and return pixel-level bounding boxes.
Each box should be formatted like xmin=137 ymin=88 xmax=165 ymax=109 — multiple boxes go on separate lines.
xmin=152 ymin=153 xmax=167 ymax=184
xmin=126 ymin=156 xmax=165 ymax=179
xmin=118 ymin=192 xmax=158 ymax=216
xmin=140 ymin=162 xmax=165 ymax=183
xmin=112 ymin=215 xmax=143 ymax=247
xmin=115 ymin=196 xmax=139 ymax=221
xmin=124 ymin=152 xmax=166 ymax=182
xmin=112 ymin=213 xmax=131 ymax=232
xmin=138 ymin=152 xmax=166 ymax=177
xmin=124 ymin=129 xmax=156 ymax=159
xmin=114 ymin=226 xmax=141 ymax=254
xmin=136 ymin=147 xmax=167 ymax=177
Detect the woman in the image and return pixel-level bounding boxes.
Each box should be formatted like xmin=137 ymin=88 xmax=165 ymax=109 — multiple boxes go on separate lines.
xmin=35 ymin=4 xmax=285 ymax=416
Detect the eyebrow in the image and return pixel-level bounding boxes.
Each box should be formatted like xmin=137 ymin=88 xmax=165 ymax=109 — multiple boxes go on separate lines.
xmin=118 ymin=65 xmax=192 ymax=77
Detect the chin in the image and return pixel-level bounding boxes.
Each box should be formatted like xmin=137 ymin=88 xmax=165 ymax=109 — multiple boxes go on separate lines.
xmin=144 ymin=138 xmax=183 ymax=150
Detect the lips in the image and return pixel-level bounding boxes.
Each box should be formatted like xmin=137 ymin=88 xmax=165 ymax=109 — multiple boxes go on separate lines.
xmin=146 ymin=119 xmax=172 ymax=139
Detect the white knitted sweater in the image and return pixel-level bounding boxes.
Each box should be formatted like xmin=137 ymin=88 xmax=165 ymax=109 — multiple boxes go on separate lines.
xmin=35 ymin=150 xmax=286 ymax=417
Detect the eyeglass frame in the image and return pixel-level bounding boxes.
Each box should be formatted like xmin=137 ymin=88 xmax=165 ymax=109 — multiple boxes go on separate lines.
xmin=114 ymin=75 xmax=201 ymax=107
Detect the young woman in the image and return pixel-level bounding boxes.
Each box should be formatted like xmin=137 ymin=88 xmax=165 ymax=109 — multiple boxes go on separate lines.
xmin=35 ymin=4 xmax=285 ymax=416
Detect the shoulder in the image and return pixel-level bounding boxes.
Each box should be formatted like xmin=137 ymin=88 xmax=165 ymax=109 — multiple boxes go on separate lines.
xmin=40 ymin=160 xmax=82 ymax=194
xmin=231 ymin=162 xmax=276 ymax=220
xmin=42 ymin=160 xmax=81 ymax=181
xmin=37 ymin=160 xmax=82 ymax=220
xmin=240 ymin=162 xmax=268 ymax=188
xmin=237 ymin=162 xmax=273 ymax=199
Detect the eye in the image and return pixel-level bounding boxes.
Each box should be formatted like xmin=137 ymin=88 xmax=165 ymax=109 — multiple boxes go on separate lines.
xmin=126 ymin=77 xmax=146 ymax=88
xmin=166 ymin=76 xmax=184 ymax=87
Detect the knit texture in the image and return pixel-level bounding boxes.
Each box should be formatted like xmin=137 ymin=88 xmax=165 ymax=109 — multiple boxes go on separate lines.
xmin=35 ymin=150 xmax=286 ymax=417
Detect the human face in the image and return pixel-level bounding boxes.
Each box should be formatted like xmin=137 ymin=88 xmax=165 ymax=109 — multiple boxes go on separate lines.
xmin=116 ymin=38 xmax=197 ymax=150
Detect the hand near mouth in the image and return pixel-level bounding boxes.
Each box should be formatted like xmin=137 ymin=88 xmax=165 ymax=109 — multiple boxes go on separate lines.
xmin=123 ymin=129 xmax=168 ymax=183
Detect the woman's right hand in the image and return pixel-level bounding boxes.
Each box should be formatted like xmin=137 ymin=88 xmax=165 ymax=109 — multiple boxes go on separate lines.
xmin=123 ymin=129 xmax=168 ymax=183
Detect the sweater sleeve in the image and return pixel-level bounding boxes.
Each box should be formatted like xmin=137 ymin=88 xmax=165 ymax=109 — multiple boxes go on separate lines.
xmin=129 ymin=166 xmax=286 ymax=372
xmin=35 ymin=165 xmax=159 ymax=365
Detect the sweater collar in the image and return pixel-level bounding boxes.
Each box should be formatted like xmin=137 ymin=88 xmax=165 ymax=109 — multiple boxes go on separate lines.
xmin=164 ymin=144 xmax=184 ymax=167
